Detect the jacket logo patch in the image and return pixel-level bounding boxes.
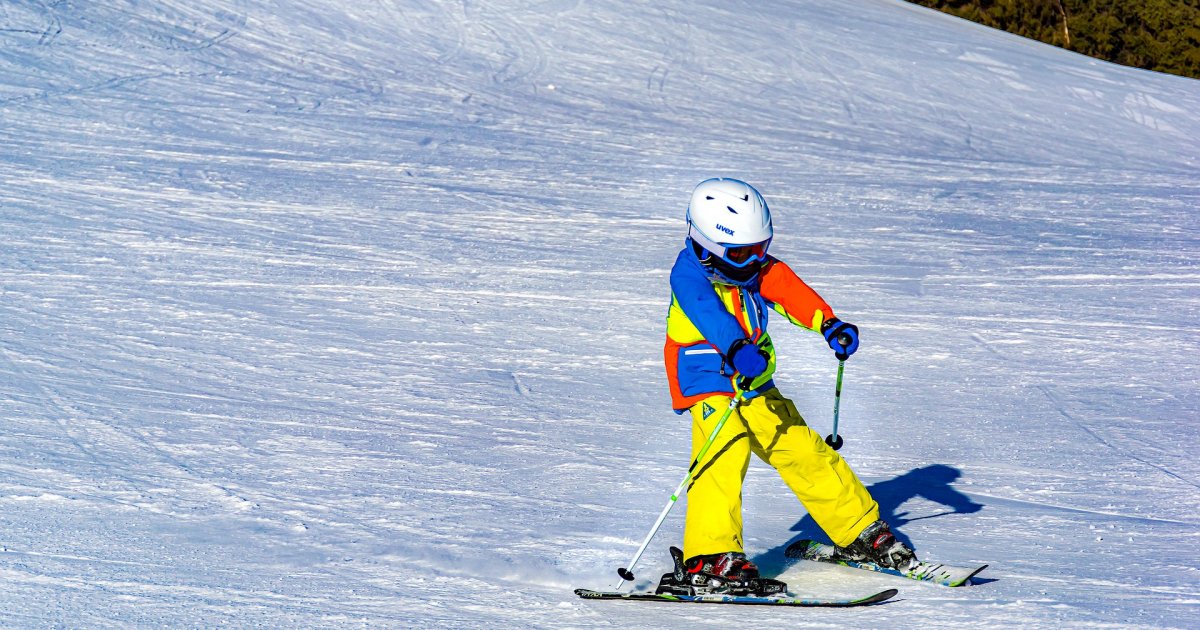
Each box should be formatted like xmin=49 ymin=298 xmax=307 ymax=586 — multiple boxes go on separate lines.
xmin=702 ymin=403 xmax=716 ymax=419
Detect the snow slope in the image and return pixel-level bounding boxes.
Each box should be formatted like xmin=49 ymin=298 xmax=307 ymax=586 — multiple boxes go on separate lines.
xmin=1 ymin=0 xmax=1198 ymax=626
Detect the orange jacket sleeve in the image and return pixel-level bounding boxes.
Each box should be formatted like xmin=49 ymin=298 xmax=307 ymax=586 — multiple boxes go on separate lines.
xmin=758 ymin=258 xmax=835 ymax=332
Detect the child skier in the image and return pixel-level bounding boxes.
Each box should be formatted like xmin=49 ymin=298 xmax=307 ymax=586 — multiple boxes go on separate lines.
xmin=661 ymin=177 xmax=915 ymax=595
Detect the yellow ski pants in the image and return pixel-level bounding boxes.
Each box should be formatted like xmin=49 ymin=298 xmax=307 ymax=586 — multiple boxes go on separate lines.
xmin=683 ymin=388 xmax=879 ymax=558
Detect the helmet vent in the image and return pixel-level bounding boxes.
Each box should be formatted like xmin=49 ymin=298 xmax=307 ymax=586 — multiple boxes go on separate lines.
xmin=727 ymin=206 xmax=738 ymax=214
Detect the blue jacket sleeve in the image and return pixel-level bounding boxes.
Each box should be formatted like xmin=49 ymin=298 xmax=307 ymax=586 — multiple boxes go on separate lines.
xmin=669 ymin=249 xmax=747 ymax=357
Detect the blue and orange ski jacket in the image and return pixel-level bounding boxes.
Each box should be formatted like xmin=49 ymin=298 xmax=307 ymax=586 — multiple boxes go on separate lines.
xmin=664 ymin=246 xmax=835 ymax=412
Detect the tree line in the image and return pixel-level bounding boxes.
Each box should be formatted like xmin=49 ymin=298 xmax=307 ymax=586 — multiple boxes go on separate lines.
xmin=904 ymin=0 xmax=1200 ymax=80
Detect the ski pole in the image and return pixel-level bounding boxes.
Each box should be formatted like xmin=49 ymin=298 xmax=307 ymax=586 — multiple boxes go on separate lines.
xmin=825 ymin=333 xmax=853 ymax=451
xmin=824 ymin=358 xmax=845 ymax=450
xmin=615 ymin=389 xmax=746 ymax=589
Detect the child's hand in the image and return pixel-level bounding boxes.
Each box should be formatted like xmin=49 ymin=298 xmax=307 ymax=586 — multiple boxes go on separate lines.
xmin=728 ymin=339 xmax=769 ymax=378
xmin=821 ymin=318 xmax=860 ymax=360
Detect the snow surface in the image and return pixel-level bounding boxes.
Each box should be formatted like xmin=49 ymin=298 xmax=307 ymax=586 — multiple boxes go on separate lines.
xmin=1 ymin=0 xmax=1198 ymax=627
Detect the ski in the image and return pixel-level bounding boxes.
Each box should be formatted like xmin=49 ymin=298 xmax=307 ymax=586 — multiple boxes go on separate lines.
xmin=573 ymin=587 xmax=898 ymax=607
xmin=785 ymin=539 xmax=987 ymax=587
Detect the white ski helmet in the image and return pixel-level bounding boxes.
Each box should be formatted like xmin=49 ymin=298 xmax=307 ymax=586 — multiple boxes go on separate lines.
xmin=686 ymin=178 xmax=772 ymax=277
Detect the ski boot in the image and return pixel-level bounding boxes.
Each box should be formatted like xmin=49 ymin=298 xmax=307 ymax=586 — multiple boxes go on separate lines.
xmin=656 ymin=547 xmax=786 ymax=596
xmin=836 ymin=520 xmax=917 ymax=569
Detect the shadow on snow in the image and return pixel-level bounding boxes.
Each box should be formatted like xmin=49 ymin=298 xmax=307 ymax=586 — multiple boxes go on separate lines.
xmin=754 ymin=464 xmax=984 ymax=577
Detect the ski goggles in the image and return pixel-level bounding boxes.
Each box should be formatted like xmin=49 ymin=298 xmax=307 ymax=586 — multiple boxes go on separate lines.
xmin=690 ymin=226 xmax=771 ymax=268
xmin=725 ymin=241 xmax=769 ymax=266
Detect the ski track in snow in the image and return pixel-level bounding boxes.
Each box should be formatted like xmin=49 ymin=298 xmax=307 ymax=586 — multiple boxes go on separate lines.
xmin=1 ymin=0 xmax=1198 ymax=627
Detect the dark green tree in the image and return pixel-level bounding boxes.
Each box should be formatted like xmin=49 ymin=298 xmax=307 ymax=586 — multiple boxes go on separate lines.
xmin=905 ymin=0 xmax=1200 ymax=79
